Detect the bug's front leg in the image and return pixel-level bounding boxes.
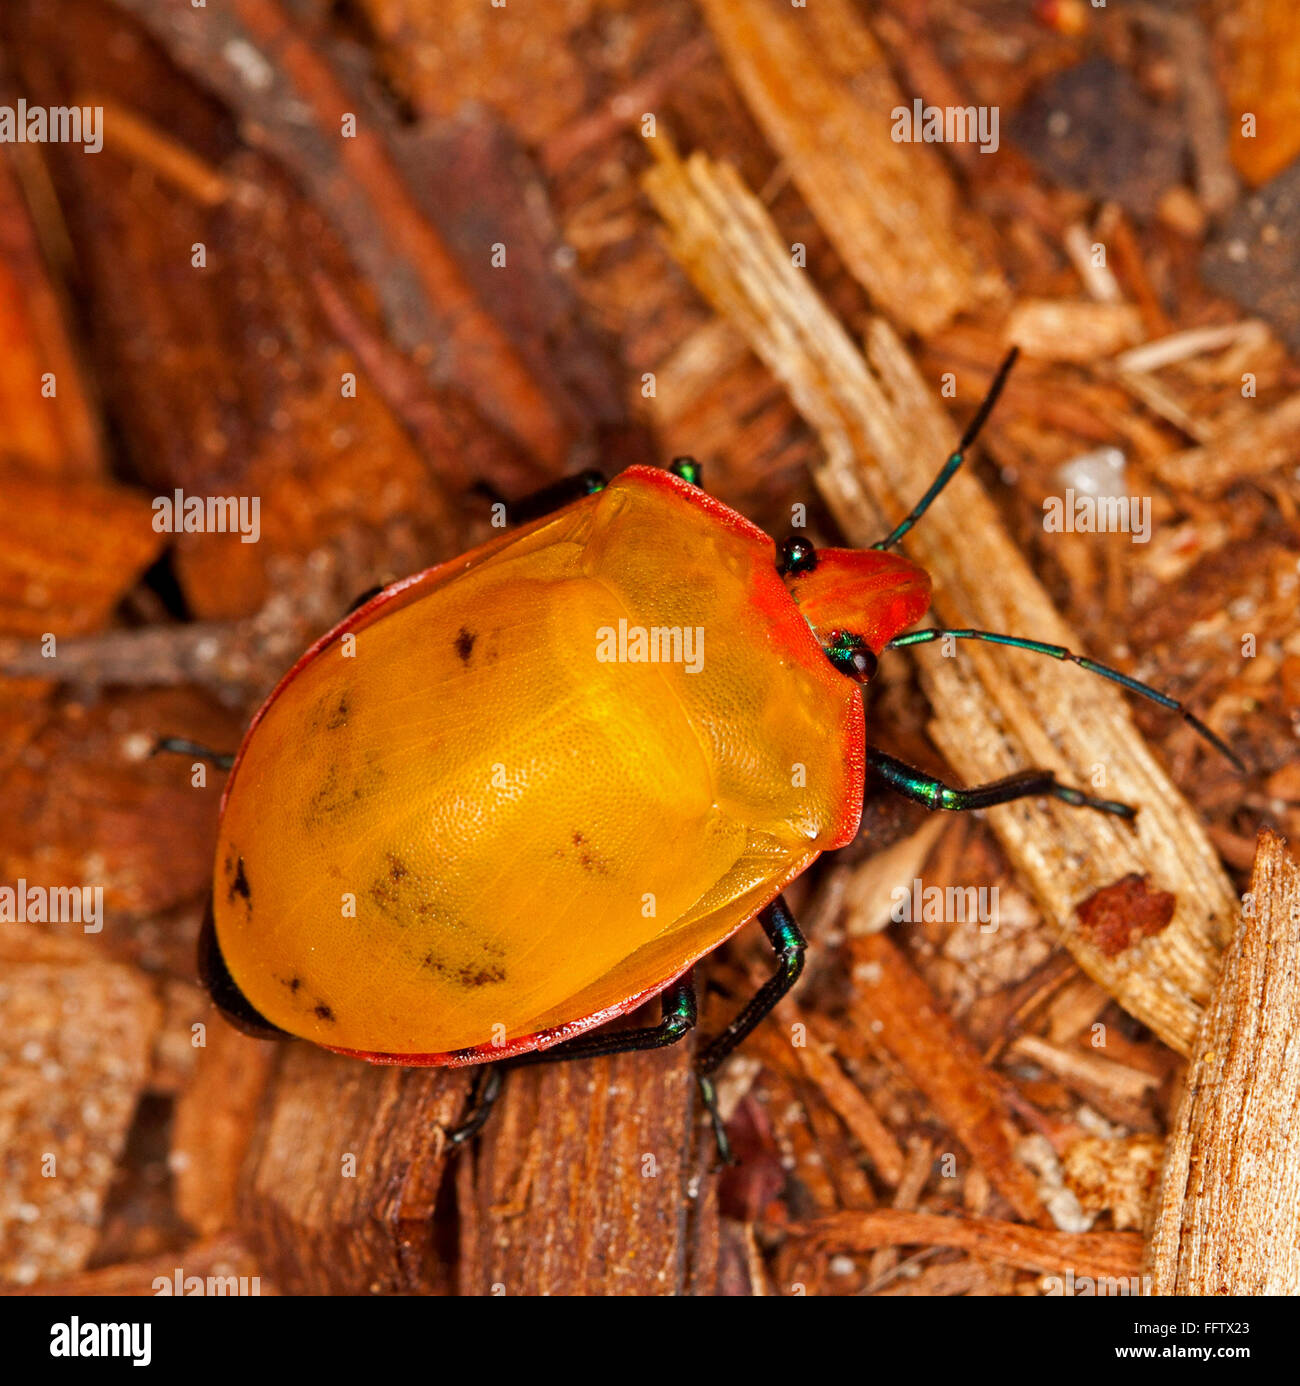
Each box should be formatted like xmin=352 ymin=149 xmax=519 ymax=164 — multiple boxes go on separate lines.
xmin=867 ymin=746 xmax=1137 ymax=819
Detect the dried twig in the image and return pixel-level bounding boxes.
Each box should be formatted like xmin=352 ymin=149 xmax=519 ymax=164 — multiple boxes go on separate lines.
xmin=849 ymin=932 xmax=1045 ymax=1222
xmin=786 ymin=1208 xmax=1143 ymax=1279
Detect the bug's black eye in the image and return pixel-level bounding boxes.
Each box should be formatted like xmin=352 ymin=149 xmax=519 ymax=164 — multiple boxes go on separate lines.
xmin=825 ymin=632 xmax=877 ymax=683
xmin=778 ymin=536 xmax=817 ymax=577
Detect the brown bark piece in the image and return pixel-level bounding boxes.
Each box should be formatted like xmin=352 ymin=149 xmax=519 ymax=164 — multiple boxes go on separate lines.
xmin=6 ymin=1234 xmax=265 ymax=1297
xmin=849 ymin=932 xmax=1044 ymax=1224
xmin=238 ymin=1044 xmax=465 ymax=1295
xmin=171 ymin=1017 xmax=278 ymax=1238
xmin=0 ymin=689 xmax=240 ymax=945
xmin=1216 ymin=0 xmax=1300 ymax=186
xmin=0 ymin=471 xmax=160 ymax=641
xmin=1149 ymin=391 xmax=1300 ymax=497
xmin=109 ymin=0 xmax=573 ymax=467
xmin=1075 ymin=874 xmax=1177 ymax=959
xmin=457 ymin=1047 xmax=718 ymax=1295
xmin=1149 ymin=831 xmax=1300 ymax=1294
xmin=0 ymin=151 xmax=103 ymax=478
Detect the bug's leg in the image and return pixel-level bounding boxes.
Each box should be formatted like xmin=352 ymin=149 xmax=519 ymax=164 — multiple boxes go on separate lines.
xmin=445 ymin=975 xmax=697 ymax=1148
xmin=509 ymin=972 xmax=697 ymax=1066
xmin=152 ymin=738 xmax=235 ymax=771
xmin=344 ymin=584 xmax=386 ymax=616
xmin=447 ymin=1065 xmax=506 ymax=1146
xmin=868 ymin=746 xmax=1136 ymax=819
xmin=694 ymin=896 xmax=807 ymax=1164
xmin=668 ymin=456 xmax=704 ymax=488
xmin=503 ymin=468 xmax=606 ymax=524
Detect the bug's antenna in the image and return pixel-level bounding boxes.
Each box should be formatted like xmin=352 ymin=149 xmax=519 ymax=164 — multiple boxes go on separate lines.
xmin=887 ymin=627 xmax=1245 ymax=772
xmin=873 ymin=346 xmax=1020 ymax=552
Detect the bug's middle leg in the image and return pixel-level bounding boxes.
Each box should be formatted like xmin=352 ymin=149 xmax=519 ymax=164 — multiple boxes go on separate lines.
xmin=867 ymin=746 xmax=1136 ymax=819
xmin=693 ymin=896 xmax=807 ymax=1163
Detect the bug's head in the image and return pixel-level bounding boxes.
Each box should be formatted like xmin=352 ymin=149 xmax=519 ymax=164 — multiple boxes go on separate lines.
xmin=778 ymin=539 xmax=932 ymax=682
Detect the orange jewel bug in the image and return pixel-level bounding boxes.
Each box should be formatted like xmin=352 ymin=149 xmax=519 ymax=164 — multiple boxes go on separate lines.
xmin=167 ymin=349 xmax=1241 ymax=1155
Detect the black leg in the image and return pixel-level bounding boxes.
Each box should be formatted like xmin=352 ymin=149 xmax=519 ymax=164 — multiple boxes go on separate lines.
xmin=345 ymin=584 xmax=386 ymax=615
xmin=152 ymin=738 xmax=235 ymax=771
xmin=447 ymin=1065 xmax=505 ymax=1146
xmin=446 ymin=973 xmax=697 ymax=1146
xmin=868 ymin=746 xmax=1136 ymax=819
xmin=695 ymin=896 xmax=805 ymax=1078
xmin=692 ymin=896 xmax=806 ymax=1166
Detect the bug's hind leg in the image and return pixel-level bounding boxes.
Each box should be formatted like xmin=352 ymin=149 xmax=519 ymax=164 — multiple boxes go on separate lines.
xmin=694 ymin=896 xmax=807 ymax=1165
xmin=868 ymin=746 xmax=1136 ymax=819
xmin=447 ymin=1065 xmax=506 ymax=1146
xmin=445 ymin=974 xmax=698 ymax=1147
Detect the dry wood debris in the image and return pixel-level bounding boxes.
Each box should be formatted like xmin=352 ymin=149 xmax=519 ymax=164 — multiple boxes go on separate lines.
xmin=0 ymin=0 xmax=1295 ymax=1298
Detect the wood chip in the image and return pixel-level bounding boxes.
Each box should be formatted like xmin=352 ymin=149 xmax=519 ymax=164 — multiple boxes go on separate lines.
xmin=1063 ymin=1134 xmax=1163 ymax=1232
xmin=457 ymin=1045 xmax=717 ymax=1294
xmin=788 ymin=1207 xmax=1143 ymax=1278
xmin=1149 ymin=390 xmax=1300 ymax=497
xmin=3 ymin=1233 xmax=266 ymax=1297
xmin=1149 ymin=830 xmax=1300 ymax=1294
xmin=697 ymin=0 xmax=1000 ymax=334
xmin=171 ymin=1015 xmax=277 ymax=1237
xmin=1006 ymin=299 xmax=1145 ymax=362
xmin=239 ymin=1044 xmax=462 ymax=1295
xmin=850 ymin=932 xmax=1044 ymax=1223
xmin=0 ymin=960 xmax=161 ymax=1286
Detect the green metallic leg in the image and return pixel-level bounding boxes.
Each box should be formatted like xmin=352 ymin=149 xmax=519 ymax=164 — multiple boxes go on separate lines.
xmin=868 ymin=746 xmax=1136 ymax=819
xmin=694 ymin=896 xmax=807 ymax=1164
xmin=447 ymin=974 xmax=698 ymax=1146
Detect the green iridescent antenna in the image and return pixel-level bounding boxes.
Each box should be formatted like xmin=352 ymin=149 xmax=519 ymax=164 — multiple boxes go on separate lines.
xmin=873 ymin=347 xmax=1020 ymax=552
xmin=887 ymin=628 xmax=1244 ymax=771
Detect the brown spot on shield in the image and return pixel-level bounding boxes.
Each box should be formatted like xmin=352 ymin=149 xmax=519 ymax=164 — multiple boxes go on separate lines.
xmin=455 ymin=627 xmax=477 ymax=663
xmin=227 ymin=855 xmax=252 ymax=908
xmin=1075 ymin=873 xmax=1176 ymax=958
xmin=326 ymin=692 xmax=351 ymax=730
